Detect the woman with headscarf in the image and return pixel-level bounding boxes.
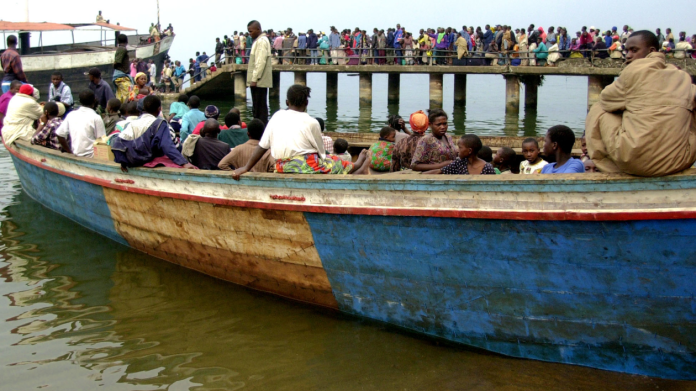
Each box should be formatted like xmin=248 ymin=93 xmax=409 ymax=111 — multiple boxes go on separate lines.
xmin=127 ymin=73 xmax=151 ymax=102
xmin=391 ymin=110 xmax=428 ymax=171
xmin=538 ymin=27 xmax=547 ymax=43
xmin=2 ymin=84 xmax=43 ymax=146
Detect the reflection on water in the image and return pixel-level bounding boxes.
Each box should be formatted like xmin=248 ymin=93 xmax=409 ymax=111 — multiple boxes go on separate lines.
xmin=0 ymin=145 xmax=692 ymax=390
xmin=206 ymin=73 xmax=588 ymax=137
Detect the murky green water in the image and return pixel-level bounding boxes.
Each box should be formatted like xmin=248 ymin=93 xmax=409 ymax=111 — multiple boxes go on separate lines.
xmin=205 ymin=73 xmax=592 ymax=137
xmin=0 ymin=144 xmax=693 ymax=390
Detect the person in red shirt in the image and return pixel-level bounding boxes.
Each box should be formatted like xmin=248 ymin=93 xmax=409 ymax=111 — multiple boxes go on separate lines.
xmin=1 ymin=35 xmax=28 ymax=93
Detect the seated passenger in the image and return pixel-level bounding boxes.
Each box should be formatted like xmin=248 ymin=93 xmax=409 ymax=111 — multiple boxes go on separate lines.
xmin=2 ymin=84 xmax=43 ymax=146
xmin=584 ymin=159 xmax=599 ymax=173
xmin=112 ymin=102 xmax=139 ymax=136
xmin=111 ymin=95 xmax=196 ymax=170
xmin=387 ymin=114 xmax=413 ymax=144
xmin=231 ymin=85 xmax=368 ymax=178
xmin=391 ymin=110 xmax=428 ymax=171
xmin=369 ymin=126 xmax=396 ymax=172
xmin=424 ymin=135 xmax=495 ymax=175
xmin=31 ymin=102 xmax=63 ymax=151
xmin=218 ymin=111 xmax=248 ymax=149
xmin=317 ymin=117 xmax=334 ymax=153
xmin=494 ymin=147 xmax=516 ymax=174
xmin=180 ymin=95 xmax=205 ymax=144
xmin=540 ymin=125 xmax=585 ymax=174
xmin=519 ymin=138 xmax=548 ymax=174
xmin=102 ymin=98 xmax=122 ymax=135
xmin=167 ymin=94 xmax=189 ymax=132
xmin=0 ymin=80 xmax=23 ymax=136
xmin=586 ymin=30 xmax=696 ymax=176
xmin=193 ymin=105 xmax=221 ymax=135
xmin=190 ymin=118 xmax=230 ymax=170
xmin=218 ymin=119 xmax=274 ymax=172
xmin=580 ymin=135 xmax=589 ymax=162
xmin=48 ymin=72 xmax=74 ymax=111
xmin=55 ymin=90 xmax=106 ymax=157
xmin=333 ymin=138 xmax=352 ymax=162
xmin=411 ymin=109 xmax=458 ymax=172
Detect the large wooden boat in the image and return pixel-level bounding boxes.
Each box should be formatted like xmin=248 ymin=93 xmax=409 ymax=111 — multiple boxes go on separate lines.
xmin=4 ymin=137 xmax=696 ymax=380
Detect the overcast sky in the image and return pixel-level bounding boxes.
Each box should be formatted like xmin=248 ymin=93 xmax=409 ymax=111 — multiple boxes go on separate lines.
xmin=4 ymin=0 xmax=695 ymax=62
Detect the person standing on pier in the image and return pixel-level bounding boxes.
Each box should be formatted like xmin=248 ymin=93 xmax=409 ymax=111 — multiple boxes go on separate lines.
xmin=247 ymin=20 xmax=272 ymax=124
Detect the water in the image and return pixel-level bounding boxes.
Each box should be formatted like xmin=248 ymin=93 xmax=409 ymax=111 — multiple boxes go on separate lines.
xmin=207 ymin=73 xmax=591 ymax=137
xmin=0 ymin=145 xmax=692 ymax=390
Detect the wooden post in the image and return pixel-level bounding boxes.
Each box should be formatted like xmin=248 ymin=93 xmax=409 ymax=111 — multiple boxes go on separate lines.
xmin=327 ymin=73 xmax=338 ymax=100
xmin=454 ymin=74 xmax=467 ymax=105
xmin=359 ymin=73 xmax=372 ymax=105
xmin=524 ymin=76 xmax=540 ymax=110
xmin=294 ymin=71 xmax=307 ymax=86
xmin=388 ymin=73 xmax=400 ymax=103
xmin=269 ymin=71 xmax=281 ymax=100
xmin=233 ymin=72 xmax=246 ymax=102
xmin=429 ymin=73 xmax=443 ymax=109
xmin=504 ymin=75 xmax=520 ymax=114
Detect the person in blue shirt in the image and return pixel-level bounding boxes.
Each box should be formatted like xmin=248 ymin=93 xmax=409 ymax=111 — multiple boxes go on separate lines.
xmin=180 ymin=95 xmax=206 ymax=145
xmin=483 ymin=25 xmax=494 ymax=51
xmin=297 ymin=32 xmax=307 ymax=64
xmin=386 ymin=29 xmax=395 ymax=64
xmin=394 ymin=24 xmax=404 ymax=65
xmin=307 ymin=29 xmax=318 ymax=65
xmin=541 ymin=125 xmax=585 ymax=174
xmin=193 ymin=52 xmax=202 ymax=82
xmin=460 ymin=26 xmax=472 ymax=51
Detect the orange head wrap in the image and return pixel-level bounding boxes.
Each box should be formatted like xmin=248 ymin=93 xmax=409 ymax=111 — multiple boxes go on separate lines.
xmin=409 ymin=110 xmax=429 ymax=134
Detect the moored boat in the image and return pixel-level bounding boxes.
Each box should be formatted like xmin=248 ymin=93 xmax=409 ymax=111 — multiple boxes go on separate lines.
xmin=4 ymin=138 xmax=696 ymax=380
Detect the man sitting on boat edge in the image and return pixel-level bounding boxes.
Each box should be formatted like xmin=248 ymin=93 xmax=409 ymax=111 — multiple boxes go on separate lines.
xmin=586 ymin=30 xmax=696 ymax=177
xmin=111 ymin=95 xmax=197 ymax=172
xmin=231 ymin=84 xmax=369 ymax=179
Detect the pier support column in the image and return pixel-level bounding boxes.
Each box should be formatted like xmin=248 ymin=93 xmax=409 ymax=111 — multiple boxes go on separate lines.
xmin=587 ymin=76 xmax=614 ymax=111
xmin=388 ymin=74 xmax=400 ymax=103
xmin=327 ymin=73 xmax=338 ymax=100
xmin=359 ymin=73 xmax=372 ymax=105
xmin=233 ymin=72 xmax=246 ymax=101
xmin=523 ymin=75 xmax=541 ymax=110
xmin=294 ymin=71 xmax=307 ymax=86
xmin=269 ymin=71 xmax=281 ymax=100
xmin=504 ymin=75 xmax=520 ymax=115
xmin=454 ymin=74 xmax=467 ymax=105
xmin=429 ymin=73 xmax=443 ymax=109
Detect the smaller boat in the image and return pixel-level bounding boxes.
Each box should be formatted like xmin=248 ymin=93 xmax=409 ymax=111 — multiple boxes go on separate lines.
xmin=0 ymin=21 xmax=175 ymax=97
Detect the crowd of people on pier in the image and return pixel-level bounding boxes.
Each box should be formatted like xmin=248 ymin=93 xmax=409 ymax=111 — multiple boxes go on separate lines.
xmin=1 ymin=23 xmax=695 ymax=178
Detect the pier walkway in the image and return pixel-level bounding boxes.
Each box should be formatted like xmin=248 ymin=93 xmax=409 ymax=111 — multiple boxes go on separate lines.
xmin=180 ymin=58 xmax=696 ymax=114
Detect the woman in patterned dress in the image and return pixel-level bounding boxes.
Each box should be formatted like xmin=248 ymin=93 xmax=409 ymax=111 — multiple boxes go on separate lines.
xmin=410 ymin=109 xmax=458 ymax=172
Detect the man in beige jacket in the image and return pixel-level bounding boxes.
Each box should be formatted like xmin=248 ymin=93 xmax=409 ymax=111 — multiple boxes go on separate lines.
xmin=247 ymin=20 xmax=273 ymax=124
xmin=586 ymin=30 xmax=696 ymax=176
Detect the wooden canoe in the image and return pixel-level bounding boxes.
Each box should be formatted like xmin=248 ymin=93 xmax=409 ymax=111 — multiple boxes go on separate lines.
xmin=6 ymin=139 xmax=696 ymax=380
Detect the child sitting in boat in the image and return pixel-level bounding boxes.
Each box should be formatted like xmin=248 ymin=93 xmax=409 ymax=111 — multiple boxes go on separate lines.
xmin=232 ymin=85 xmax=369 ymax=179
xmin=112 ymin=102 xmax=139 ymax=137
xmin=541 ymin=125 xmax=585 ymax=174
xmin=30 ymin=102 xmax=63 ymax=152
xmin=102 ymin=98 xmax=122 ymax=135
xmin=519 ymin=138 xmax=548 ymax=174
xmin=369 ymin=126 xmax=396 ymax=172
xmin=317 ymin=117 xmax=334 ymax=153
xmin=494 ymin=147 xmax=516 ymax=174
xmin=424 ymin=135 xmax=496 ymax=175
xmin=333 ymin=138 xmax=352 ymax=162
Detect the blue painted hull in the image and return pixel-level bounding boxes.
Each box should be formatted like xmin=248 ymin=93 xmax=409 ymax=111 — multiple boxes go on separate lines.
xmin=8 ymin=143 xmax=696 ymax=380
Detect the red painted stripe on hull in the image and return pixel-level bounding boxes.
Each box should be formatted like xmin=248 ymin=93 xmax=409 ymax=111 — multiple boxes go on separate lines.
xmin=8 ymin=144 xmax=696 ymax=222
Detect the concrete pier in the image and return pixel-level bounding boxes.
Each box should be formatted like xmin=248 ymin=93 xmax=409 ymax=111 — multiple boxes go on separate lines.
xmin=587 ymin=75 xmax=614 ymax=110
xmin=504 ymin=75 xmax=520 ymax=114
xmin=388 ymin=74 xmax=400 ymax=103
xmin=359 ymin=73 xmax=372 ymax=104
xmin=294 ymin=71 xmax=307 ymax=86
xmin=233 ymin=72 xmax=246 ymax=101
xmin=523 ymin=76 xmax=541 ymax=110
xmin=454 ymin=74 xmax=467 ymax=105
xmin=429 ymin=73 xmax=443 ymax=109
xmin=327 ymin=73 xmax=338 ymax=100
xmin=269 ymin=71 xmax=281 ymax=100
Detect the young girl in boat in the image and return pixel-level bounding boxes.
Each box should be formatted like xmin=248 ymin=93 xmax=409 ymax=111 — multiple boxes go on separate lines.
xmin=424 ymin=134 xmax=495 ymax=175
xmin=369 ymin=126 xmax=396 ymax=172
xmin=494 ymin=147 xmax=516 ymax=174
xmin=519 ymin=138 xmax=548 ymax=174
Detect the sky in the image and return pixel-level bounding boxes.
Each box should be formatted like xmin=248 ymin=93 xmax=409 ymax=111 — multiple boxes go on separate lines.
xmin=3 ymin=0 xmax=695 ymax=63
